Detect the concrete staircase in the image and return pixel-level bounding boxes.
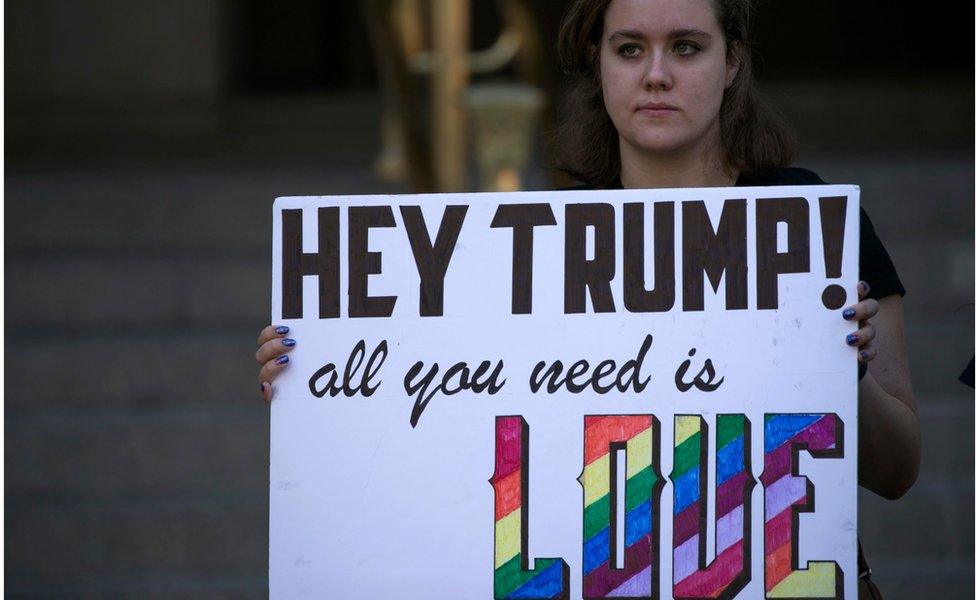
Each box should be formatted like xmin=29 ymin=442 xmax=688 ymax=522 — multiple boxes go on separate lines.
xmin=5 ymin=91 xmax=973 ymax=598
xmin=5 ymin=151 xmax=401 ymax=597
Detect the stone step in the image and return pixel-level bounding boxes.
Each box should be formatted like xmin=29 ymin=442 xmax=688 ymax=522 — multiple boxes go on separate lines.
xmin=6 ymin=572 xmax=265 ymax=599
xmin=12 ymin=333 xmax=261 ymax=411
xmin=5 ymin=163 xmax=402 ymax=253
xmin=890 ymin=238 xmax=973 ymax=309
xmin=804 ymin=154 xmax=974 ymax=240
xmin=864 ymin=557 xmax=973 ymax=600
xmin=859 ymin=475 xmax=974 ymax=560
xmin=5 ymin=494 xmax=266 ymax=596
xmin=902 ymin=314 xmax=974 ymax=393
xmin=7 ymin=255 xmax=268 ymax=330
xmin=767 ymin=80 xmax=971 ymax=153
xmin=913 ymin=394 xmax=976 ymax=481
xmin=857 ymin=396 xmax=975 ymax=566
xmin=6 ymin=408 xmax=267 ymax=498
xmin=6 ymin=495 xmax=965 ymax=598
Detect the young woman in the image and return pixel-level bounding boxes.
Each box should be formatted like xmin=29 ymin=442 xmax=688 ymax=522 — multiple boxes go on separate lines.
xmin=256 ymin=0 xmax=919 ymax=596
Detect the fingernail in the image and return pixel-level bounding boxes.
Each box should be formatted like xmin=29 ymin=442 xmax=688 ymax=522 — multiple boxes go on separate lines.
xmin=859 ymin=281 xmax=870 ymax=294
xmin=859 ymin=350 xmax=869 ymax=361
xmin=842 ymin=308 xmax=856 ymax=320
xmin=275 ymin=326 xmax=289 ymax=335
xmin=846 ymin=333 xmax=859 ymax=346
xmin=275 ymin=355 xmax=290 ymax=365
xmin=282 ymin=338 xmax=296 ymax=347
xmin=260 ymin=382 xmax=265 ymax=393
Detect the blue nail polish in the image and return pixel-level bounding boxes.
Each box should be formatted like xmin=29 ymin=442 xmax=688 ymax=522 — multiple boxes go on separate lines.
xmin=842 ymin=308 xmax=855 ymax=320
xmin=275 ymin=355 xmax=290 ymax=365
xmin=260 ymin=383 xmax=265 ymax=392
xmin=846 ymin=333 xmax=858 ymax=346
xmin=275 ymin=326 xmax=289 ymax=335
xmin=282 ymin=338 xmax=296 ymax=347
xmin=859 ymin=350 xmax=869 ymax=362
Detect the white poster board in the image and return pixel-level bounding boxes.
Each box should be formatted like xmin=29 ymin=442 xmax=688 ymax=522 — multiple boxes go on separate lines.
xmin=269 ymin=186 xmax=860 ymax=599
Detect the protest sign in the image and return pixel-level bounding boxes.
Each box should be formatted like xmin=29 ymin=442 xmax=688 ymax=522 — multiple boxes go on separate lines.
xmin=269 ymin=185 xmax=860 ymax=599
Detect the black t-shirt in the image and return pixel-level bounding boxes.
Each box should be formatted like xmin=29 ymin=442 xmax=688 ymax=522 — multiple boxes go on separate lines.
xmin=565 ymin=167 xmax=906 ymax=299
xmin=737 ymin=167 xmax=905 ymax=299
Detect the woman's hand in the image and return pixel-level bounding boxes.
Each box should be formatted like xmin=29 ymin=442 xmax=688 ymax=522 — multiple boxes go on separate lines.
xmin=256 ymin=325 xmax=296 ymax=403
xmin=842 ymin=281 xmax=878 ymax=363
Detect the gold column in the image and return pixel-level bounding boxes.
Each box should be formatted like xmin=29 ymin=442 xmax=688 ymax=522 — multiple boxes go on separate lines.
xmin=431 ymin=0 xmax=470 ymax=191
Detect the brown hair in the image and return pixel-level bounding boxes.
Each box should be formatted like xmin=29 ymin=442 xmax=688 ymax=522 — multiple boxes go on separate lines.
xmin=553 ymin=0 xmax=795 ymax=187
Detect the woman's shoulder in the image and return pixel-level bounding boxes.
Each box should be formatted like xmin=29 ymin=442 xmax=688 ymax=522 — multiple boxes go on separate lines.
xmin=558 ymin=167 xmax=827 ymax=190
xmin=557 ymin=183 xmax=596 ymax=191
xmin=738 ymin=167 xmax=904 ymax=297
xmin=735 ymin=166 xmax=827 ymax=186
xmin=556 ymin=177 xmax=621 ymax=191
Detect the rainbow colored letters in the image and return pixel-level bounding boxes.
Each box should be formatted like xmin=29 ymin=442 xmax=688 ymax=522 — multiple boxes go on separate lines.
xmin=492 ymin=416 xmax=570 ymax=599
xmin=581 ymin=416 xmax=662 ymax=598
xmin=490 ymin=413 xmax=844 ymax=600
xmin=672 ymin=415 xmax=754 ymax=599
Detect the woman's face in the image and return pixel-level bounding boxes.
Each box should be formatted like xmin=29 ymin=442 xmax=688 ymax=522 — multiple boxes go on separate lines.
xmin=599 ymin=0 xmax=738 ymax=161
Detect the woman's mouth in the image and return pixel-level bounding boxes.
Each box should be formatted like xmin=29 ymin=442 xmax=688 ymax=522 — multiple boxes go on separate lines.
xmin=637 ymin=102 xmax=678 ymax=117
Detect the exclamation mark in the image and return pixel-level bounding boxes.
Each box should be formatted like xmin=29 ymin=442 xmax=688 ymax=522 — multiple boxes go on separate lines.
xmin=819 ymin=196 xmax=848 ymax=309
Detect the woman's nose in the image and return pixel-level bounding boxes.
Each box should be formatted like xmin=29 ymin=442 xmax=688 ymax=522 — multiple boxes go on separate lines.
xmin=642 ymin=52 xmax=673 ymax=90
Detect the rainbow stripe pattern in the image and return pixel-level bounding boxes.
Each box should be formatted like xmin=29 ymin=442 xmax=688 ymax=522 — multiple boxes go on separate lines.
xmin=491 ymin=416 xmax=568 ymax=599
xmin=761 ymin=413 xmax=844 ymax=599
xmin=671 ymin=415 xmax=753 ymax=599
xmin=579 ymin=415 xmax=661 ymax=598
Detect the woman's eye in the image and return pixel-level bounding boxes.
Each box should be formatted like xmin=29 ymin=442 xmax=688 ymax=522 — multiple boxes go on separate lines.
xmin=618 ymin=44 xmax=641 ymax=57
xmin=674 ymin=42 xmax=699 ymax=55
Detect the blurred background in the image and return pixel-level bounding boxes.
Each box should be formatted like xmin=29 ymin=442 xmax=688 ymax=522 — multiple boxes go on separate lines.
xmin=5 ymin=0 xmax=973 ymax=597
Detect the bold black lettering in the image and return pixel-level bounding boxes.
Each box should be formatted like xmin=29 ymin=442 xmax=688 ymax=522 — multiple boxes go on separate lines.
xmin=624 ymin=201 xmax=675 ymax=312
xmin=349 ymin=206 xmax=397 ymax=317
xmin=400 ymin=205 xmax=468 ymax=316
xmin=818 ymin=196 xmax=849 ymax=310
xmin=490 ymin=204 xmax=558 ymax=314
xmin=682 ymin=200 xmax=747 ymax=311
xmin=756 ymin=198 xmax=810 ymax=310
xmin=565 ymin=203 xmax=616 ymax=313
xmin=282 ymin=207 xmax=340 ymax=319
